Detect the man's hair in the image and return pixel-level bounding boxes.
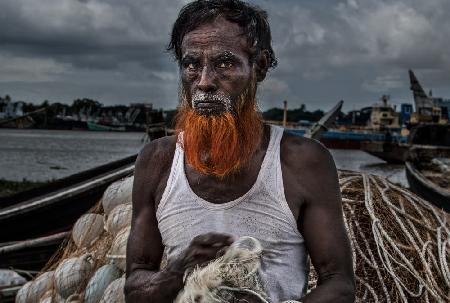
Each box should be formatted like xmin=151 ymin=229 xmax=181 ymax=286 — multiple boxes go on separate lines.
xmin=168 ymin=0 xmax=277 ymax=68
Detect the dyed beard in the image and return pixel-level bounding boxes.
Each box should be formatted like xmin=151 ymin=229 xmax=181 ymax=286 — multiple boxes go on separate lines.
xmin=175 ymin=77 xmax=263 ymax=178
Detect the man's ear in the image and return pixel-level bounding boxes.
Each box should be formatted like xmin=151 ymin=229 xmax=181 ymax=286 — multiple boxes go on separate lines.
xmin=254 ymin=50 xmax=270 ymax=82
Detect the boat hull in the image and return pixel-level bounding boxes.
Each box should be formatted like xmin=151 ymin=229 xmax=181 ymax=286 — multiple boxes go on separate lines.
xmin=405 ymin=161 xmax=450 ymax=211
xmin=286 ymin=128 xmax=407 ymax=150
xmin=0 ymin=156 xmax=136 ymax=242
xmin=405 ymin=145 xmax=450 ymax=212
xmin=360 ymin=141 xmax=409 ymax=163
xmin=87 ymin=121 xmax=126 ymax=132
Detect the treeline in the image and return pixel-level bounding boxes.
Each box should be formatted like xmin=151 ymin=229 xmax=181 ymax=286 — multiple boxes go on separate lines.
xmin=0 ymin=96 xmax=131 ymax=116
xmin=263 ymin=104 xmax=324 ymax=122
xmin=163 ymin=104 xmax=325 ymax=128
xmin=2 ymin=94 xmax=348 ymax=126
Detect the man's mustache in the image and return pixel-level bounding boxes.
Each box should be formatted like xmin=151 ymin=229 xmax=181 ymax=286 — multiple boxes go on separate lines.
xmin=191 ymin=92 xmax=232 ymax=112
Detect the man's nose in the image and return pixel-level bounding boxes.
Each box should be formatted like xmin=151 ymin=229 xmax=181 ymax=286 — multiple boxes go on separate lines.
xmin=197 ymin=65 xmax=217 ymax=92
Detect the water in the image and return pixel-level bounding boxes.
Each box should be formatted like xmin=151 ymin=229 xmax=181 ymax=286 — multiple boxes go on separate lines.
xmin=0 ymin=129 xmax=408 ymax=187
xmin=0 ymin=129 xmax=144 ymax=182
xmin=330 ymin=149 xmax=407 ymax=187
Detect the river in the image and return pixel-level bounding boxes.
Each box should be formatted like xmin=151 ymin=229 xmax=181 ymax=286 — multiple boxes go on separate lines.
xmin=0 ymin=129 xmax=408 ymax=187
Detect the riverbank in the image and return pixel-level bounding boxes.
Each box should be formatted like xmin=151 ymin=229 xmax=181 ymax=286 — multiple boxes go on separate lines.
xmin=0 ymin=179 xmax=47 ymax=198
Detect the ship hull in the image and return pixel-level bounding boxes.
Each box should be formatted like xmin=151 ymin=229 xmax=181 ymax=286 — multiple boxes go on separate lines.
xmin=360 ymin=141 xmax=409 ymax=163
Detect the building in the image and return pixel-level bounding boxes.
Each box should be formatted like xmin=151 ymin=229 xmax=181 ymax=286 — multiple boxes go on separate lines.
xmin=367 ymin=95 xmax=400 ymax=130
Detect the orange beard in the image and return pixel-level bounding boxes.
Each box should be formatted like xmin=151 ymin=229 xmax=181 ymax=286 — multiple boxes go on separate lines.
xmin=175 ymin=85 xmax=263 ymax=178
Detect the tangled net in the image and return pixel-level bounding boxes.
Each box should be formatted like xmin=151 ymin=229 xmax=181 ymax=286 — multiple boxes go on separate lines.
xmin=16 ymin=171 xmax=450 ymax=303
xmin=175 ymin=236 xmax=270 ymax=303
xmin=336 ymin=170 xmax=450 ymax=303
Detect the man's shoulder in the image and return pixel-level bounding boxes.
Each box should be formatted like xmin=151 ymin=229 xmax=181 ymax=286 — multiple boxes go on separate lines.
xmin=280 ymin=131 xmax=340 ymax=208
xmin=135 ymin=135 xmax=178 ymax=172
xmin=280 ymin=130 xmax=334 ymax=170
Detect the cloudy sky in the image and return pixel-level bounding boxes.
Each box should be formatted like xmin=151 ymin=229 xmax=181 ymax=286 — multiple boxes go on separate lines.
xmin=0 ymin=0 xmax=449 ymax=112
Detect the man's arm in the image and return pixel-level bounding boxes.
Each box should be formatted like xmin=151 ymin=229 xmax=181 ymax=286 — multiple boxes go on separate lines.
xmin=125 ymin=137 xmax=185 ymax=302
xmin=286 ymin=137 xmax=355 ymax=302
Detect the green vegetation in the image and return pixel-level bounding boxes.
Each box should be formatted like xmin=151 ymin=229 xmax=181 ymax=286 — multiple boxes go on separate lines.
xmin=0 ymin=179 xmax=47 ymax=198
xmin=263 ymin=104 xmax=324 ymax=122
xmin=2 ymin=94 xmax=328 ymax=127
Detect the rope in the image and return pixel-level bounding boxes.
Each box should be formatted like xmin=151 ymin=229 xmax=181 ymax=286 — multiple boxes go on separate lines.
xmin=336 ymin=171 xmax=450 ymax=302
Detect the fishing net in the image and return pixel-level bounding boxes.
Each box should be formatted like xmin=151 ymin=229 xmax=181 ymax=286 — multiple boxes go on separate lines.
xmin=175 ymin=236 xmax=270 ymax=303
xmin=17 ymin=171 xmax=450 ymax=303
xmin=337 ymin=170 xmax=450 ymax=302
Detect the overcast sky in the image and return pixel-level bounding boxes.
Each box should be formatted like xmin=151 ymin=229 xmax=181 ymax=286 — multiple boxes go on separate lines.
xmin=0 ymin=0 xmax=449 ymax=112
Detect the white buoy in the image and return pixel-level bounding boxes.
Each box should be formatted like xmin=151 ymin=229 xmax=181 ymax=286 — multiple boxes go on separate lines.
xmin=107 ymin=227 xmax=130 ymax=272
xmin=99 ymin=277 xmax=125 ymax=303
xmin=28 ymin=271 xmax=54 ymax=303
xmin=0 ymin=269 xmax=27 ymax=287
xmin=84 ymin=264 xmax=122 ymax=303
xmin=16 ymin=281 xmax=33 ymax=303
xmin=72 ymin=214 xmax=104 ymax=249
xmin=102 ymin=176 xmax=133 ymax=215
xmin=54 ymin=255 xmax=94 ymax=299
xmin=105 ymin=204 xmax=132 ymax=236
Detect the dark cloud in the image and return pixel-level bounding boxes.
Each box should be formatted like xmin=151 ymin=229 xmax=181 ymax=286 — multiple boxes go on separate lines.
xmin=0 ymin=0 xmax=449 ymax=111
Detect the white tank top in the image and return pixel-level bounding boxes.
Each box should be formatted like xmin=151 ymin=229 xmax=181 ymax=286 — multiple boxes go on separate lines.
xmin=156 ymin=125 xmax=309 ymax=302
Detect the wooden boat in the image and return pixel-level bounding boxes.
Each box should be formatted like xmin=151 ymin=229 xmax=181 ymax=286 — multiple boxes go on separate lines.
xmin=408 ymin=123 xmax=450 ymax=146
xmin=361 ymin=124 xmax=450 ymax=163
xmin=405 ymin=145 xmax=450 ymax=211
xmin=0 ymin=155 xmax=136 ymax=243
xmin=360 ymin=141 xmax=409 ymax=163
xmin=0 ymin=232 xmax=69 ymax=271
xmin=0 ymin=156 xmax=136 ymax=272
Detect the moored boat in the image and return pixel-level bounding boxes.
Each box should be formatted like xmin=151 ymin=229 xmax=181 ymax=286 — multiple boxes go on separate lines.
xmin=405 ymin=145 xmax=450 ymax=211
xmin=86 ymin=121 xmax=126 ymax=132
xmin=286 ymin=128 xmax=407 ymax=150
xmin=0 ymin=155 xmax=137 ymax=243
xmin=360 ymin=141 xmax=409 ymax=163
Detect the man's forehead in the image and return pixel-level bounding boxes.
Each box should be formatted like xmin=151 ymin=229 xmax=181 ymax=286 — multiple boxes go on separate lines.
xmin=181 ymin=18 xmax=250 ymax=56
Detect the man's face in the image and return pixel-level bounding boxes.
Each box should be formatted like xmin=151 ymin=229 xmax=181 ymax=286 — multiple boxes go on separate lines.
xmin=180 ymin=17 xmax=254 ymax=116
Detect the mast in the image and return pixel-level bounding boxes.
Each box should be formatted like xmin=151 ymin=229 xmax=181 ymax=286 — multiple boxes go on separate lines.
xmin=409 ymin=69 xmax=434 ymax=110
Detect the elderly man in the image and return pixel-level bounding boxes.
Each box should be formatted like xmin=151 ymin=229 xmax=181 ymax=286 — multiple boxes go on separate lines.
xmin=125 ymin=0 xmax=355 ymax=302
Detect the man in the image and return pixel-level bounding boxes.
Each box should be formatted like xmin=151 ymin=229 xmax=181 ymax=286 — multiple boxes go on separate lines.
xmin=125 ymin=0 xmax=355 ymax=302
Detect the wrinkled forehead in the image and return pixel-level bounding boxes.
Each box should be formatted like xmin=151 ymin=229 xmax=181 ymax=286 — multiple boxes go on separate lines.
xmin=180 ymin=17 xmax=251 ymax=58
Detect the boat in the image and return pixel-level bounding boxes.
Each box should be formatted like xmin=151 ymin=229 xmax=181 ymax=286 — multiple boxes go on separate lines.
xmin=0 ymin=232 xmax=69 ymax=271
xmin=405 ymin=145 xmax=450 ymax=211
xmin=359 ymin=95 xmax=408 ymax=162
xmin=286 ymin=127 xmax=407 ymax=149
xmin=366 ymin=95 xmax=400 ymax=130
xmin=362 ymin=124 xmax=450 ymax=164
xmin=360 ymin=140 xmax=409 ymax=163
xmin=0 ymin=155 xmax=136 ymax=243
xmin=0 ymin=155 xmax=136 ymax=273
xmin=86 ymin=121 xmax=126 ymax=131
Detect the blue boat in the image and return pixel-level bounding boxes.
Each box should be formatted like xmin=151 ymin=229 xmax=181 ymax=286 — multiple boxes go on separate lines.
xmin=286 ymin=128 xmax=407 ymax=149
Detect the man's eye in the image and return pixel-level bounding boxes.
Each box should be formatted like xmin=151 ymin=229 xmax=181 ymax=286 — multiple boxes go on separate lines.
xmin=218 ymin=62 xmax=233 ymax=69
xmin=183 ymin=62 xmax=198 ymax=70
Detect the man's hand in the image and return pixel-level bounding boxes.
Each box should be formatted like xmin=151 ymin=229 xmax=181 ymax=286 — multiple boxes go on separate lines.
xmin=171 ymin=232 xmax=234 ymax=272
